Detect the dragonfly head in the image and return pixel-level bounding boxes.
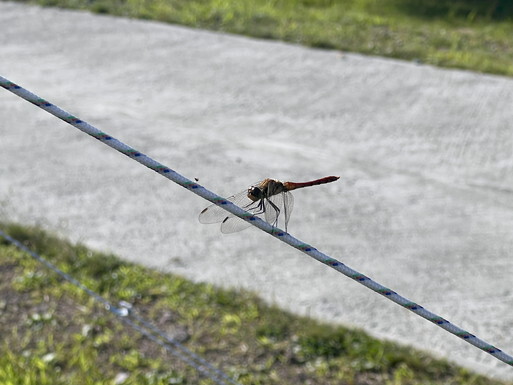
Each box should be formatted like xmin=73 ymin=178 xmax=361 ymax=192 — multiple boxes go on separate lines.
xmin=247 ymin=186 xmax=263 ymax=202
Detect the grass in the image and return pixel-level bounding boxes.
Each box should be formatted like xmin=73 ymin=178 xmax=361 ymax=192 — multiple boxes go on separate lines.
xmin=0 ymin=222 xmax=511 ymax=384
xmin=8 ymin=0 xmax=513 ymax=76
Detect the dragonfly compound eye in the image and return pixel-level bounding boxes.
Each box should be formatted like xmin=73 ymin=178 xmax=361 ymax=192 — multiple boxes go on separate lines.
xmin=247 ymin=186 xmax=262 ymax=201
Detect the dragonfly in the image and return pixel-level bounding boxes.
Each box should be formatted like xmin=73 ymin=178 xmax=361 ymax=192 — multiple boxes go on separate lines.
xmin=199 ymin=176 xmax=339 ymax=233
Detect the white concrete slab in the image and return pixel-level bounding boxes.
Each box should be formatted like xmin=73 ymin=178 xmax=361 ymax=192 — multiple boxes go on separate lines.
xmin=1 ymin=2 xmax=512 ymax=380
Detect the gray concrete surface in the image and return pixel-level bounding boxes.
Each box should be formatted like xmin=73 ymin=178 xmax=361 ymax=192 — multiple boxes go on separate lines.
xmin=1 ymin=2 xmax=512 ymax=380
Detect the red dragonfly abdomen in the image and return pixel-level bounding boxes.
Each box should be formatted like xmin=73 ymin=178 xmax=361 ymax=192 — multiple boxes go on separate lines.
xmin=283 ymin=176 xmax=339 ymax=191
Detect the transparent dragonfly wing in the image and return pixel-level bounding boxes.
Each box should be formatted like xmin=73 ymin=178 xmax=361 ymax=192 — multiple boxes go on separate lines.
xmin=264 ymin=191 xmax=294 ymax=231
xmin=220 ymin=214 xmax=254 ymax=234
xmin=282 ymin=191 xmax=294 ymax=230
xmin=263 ymin=194 xmax=281 ymax=226
xmin=199 ymin=182 xmax=295 ymax=233
xmin=198 ymin=187 xmax=265 ymax=234
xmin=198 ymin=190 xmax=250 ymax=224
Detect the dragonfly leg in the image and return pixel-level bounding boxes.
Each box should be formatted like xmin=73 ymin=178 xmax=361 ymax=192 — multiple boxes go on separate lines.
xmin=243 ymin=200 xmax=263 ymax=214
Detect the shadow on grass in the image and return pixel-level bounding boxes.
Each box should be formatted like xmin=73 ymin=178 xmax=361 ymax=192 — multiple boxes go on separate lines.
xmin=392 ymin=0 xmax=513 ymax=21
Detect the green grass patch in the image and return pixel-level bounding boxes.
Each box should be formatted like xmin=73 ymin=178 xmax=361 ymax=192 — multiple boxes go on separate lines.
xmin=0 ymin=222 xmax=510 ymax=384
xmin=10 ymin=0 xmax=513 ymax=76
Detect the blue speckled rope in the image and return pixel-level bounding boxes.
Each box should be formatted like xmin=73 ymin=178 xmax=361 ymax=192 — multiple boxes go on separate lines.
xmin=1 ymin=75 xmax=512 ymax=367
